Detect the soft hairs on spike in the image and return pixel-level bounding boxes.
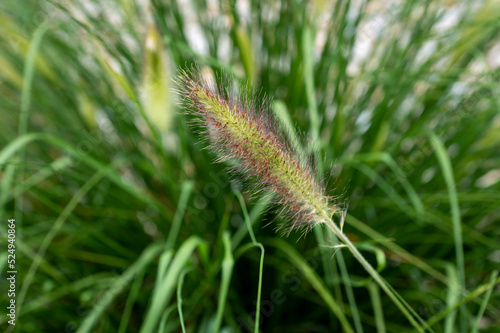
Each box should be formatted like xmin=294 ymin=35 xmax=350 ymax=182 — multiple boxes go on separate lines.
xmin=175 ymin=68 xmax=337 ymax=234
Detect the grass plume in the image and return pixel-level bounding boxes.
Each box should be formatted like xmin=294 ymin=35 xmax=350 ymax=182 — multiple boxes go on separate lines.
xmin=176 ymin=68 xmax=336 ymax=235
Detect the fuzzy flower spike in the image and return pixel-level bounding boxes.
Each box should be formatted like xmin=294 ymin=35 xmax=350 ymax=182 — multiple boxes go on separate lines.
xmin=175 ymin=68 xmax=426 ymax=331
xmin=176 ymin=69 xmax=336 ymax=235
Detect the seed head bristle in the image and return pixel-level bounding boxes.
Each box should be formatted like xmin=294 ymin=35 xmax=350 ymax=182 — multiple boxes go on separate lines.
xmin=175 ymin=67 xmax=337 ymax=235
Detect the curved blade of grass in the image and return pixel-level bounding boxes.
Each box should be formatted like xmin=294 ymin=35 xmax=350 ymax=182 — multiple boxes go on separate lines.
xmin=231 ymin=191 xmax=274 ymax=250
xmin=158 ymin=304 xmax=178 ymax=333
xmin=357 ymin=243 xmax=387 ymax=274
xmin=234 ymin=190 xmax=265 ymax=333
xmin=140 ymin=236 xmax=205 ymax=333
xmin=76 ymin=242 xmax=164 ymax=333
xmin=177 ymin=268 xmax=191 ymax=333
xmin=429 ymin=132 xmax=466 ymax=329
xmin=212 ymin=231 xmax=234 ymax=333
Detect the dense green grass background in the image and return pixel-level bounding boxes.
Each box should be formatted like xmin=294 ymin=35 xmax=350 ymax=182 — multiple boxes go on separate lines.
xmin=1 ymin=0 xmax=499 ymax=332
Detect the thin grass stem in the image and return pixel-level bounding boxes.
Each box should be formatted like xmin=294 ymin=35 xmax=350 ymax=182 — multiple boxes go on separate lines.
xmin=321 ymin=210 xmax=428 ymax=332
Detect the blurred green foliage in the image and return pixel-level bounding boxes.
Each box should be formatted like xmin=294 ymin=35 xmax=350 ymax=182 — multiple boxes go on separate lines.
xmin=0 ymin=0 xmax=499 ymax=332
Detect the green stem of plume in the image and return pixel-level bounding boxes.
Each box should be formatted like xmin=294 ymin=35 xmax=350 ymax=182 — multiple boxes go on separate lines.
xmin=321 ymin=211 xmax=428 ymax=333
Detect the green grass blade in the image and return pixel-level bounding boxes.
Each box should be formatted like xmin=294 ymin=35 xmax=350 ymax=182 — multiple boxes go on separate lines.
xmin=177 ymin=268 xmax=191 ymax=333
xmin=231 ymin=191 xmax=274 ymax=249
xmin=14 ymin=22 xmax=49 ymax=236
xmin=302 ymin=26 xmax=320 ymax=144
xmin=118 ymin=270 xmax=146 ymax=333
xmin=429 ymin=132 xmax=466 ymax=329
xmin=470 ymin=270 xmax=498 ymax=333
xmin=166 ymin=180 xmax=195 ymax=249
xmin=330 ymin=231 xmax=364 ymax=333
xmin=76 ymin=243 xmax=164 ymax=333
xmin=140 ymin=236 xmax=204 ymax=333
xmin=368 ymin=282 xmax=386 ymax=333
xmin=444 ymin=264 xmax=460 ymax=333
xmin=272 ymin=100 xmax=304 ymax=161
xmin=212 ymin=231 xmax=234 ymax=332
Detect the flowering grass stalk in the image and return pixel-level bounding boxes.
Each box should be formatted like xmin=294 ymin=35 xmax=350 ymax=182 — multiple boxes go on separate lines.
xmin=176 ymin=68 xmax=427 ymax=332
xmin=176 ymin=69 xmax=336 ymax=234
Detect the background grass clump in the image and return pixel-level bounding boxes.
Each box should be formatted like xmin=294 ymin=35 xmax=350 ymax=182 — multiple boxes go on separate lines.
xmin=0 ymin=0 xmax=499 ymax=332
